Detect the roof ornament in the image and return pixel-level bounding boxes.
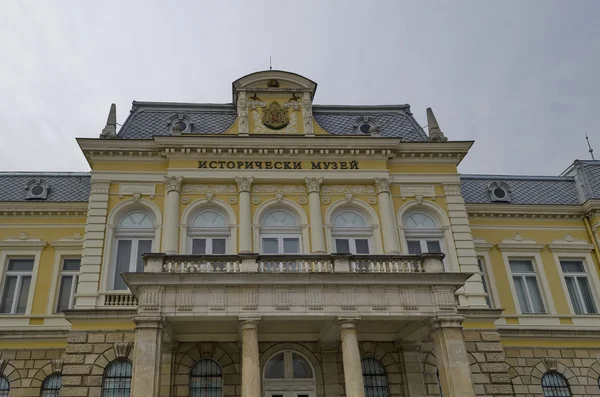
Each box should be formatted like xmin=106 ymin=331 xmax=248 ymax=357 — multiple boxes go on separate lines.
xmin=586 ymin=134 xmax=595 ymax=160
xmin=426 ymin=108 xmax=447 ymax=142
xmin=100 ymin=103 xmax=117 ymax=139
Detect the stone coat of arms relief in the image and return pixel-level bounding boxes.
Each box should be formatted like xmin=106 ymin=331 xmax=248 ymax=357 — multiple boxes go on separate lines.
xmin=252 ymin=101 xmax=298 ymax=134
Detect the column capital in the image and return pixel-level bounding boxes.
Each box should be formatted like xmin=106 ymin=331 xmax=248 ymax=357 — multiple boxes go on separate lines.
xmin=374 ymin=177 xmax=391 ymax=194
xmin=164 ymin=176 xmax=183 ymax=193
xmin=235 ymin=176 xmax=254 ymax=193
xmin=429 ymin=315 xmax=464 ymax=331
xmin=132 ymin=315 xmax=165 ymax=329
xmin=238 ymin=316 xmax=261 ymax=330
xmin=336 ymin=316 xmax=361 ymax=329
xmin=305 ymin=177 xmax=324 ymax=193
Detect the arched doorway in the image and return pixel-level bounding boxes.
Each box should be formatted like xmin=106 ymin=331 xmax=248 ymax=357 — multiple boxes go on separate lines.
xmin=263 ymin=351 xmax=316 ymax=397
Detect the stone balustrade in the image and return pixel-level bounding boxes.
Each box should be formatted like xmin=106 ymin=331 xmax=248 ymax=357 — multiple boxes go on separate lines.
xmin=101 ymin=291 xmax=139 ymax=307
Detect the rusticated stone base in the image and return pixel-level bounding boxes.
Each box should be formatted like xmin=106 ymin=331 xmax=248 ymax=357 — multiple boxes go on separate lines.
xmin=0 ymin=348 xmax=64 ymax=397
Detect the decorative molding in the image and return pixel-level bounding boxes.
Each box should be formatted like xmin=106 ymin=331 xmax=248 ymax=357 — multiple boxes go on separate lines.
xmin=374 ymin=177 xmax=391 ymax=194
xmin=338 ymin=285 xmax=356 ymax=310
xmin=0 ymin=209 xmax=87 ymax=217
xmin=306 ymin=286 xmax=324 ymax=310
xmin=400 ymin=185 xmax=435 ymax=200
xmin=274 ymin=285 xmax=291 ymax=310
xmin=369 ymin=286 xmax=387 ymax=310
xmin=139 ymin=286 xmax=164 ymax=310
xmin=91 ymin=182 xmax=110 ymax=194
xmin=176 ymin=286 xmax=194 ymax=311
xmin=548 ymin=234 xmax=595 ymax=252
xmin=468 ymin=212 xmax=582 ymax=220
xmin=399 ymin=286 xmax=418 ymax=310
xmin=209 ymin=287 xmax=225 ymax=310
xmin=542 ymin=357 xmax=557 ymax=371
xmin=275 ymin=193 xmax=284 ymax=202
xmin=321 ymin=185 xmax=375 ymax=194
xmin=164 ymin=176 xmax=183 ymax=193
xmin=321 ymin=197 xmax=331 ymax=205
xmin=251 ymin=196 xmax=261 ymax=205
xmin=442 ymin=183 xmax=462 ymax=196
xmin=431 ymin=286 xmax=457 ymax=310
xmin=344 ymin=193 xmax=354 ymax=203
xmin=182 ymin=184 xmax=237 ymax=194
xmin=367 ymin=197 xmax=377 ymax=205
xmin=252 ymin=107 xmax=298 ymax=134
xmin=228 ymin=196 xmax=238 ymax=204
xmin=298 ymin=196 xmax=308 ymax=205
xmin=118 ymin=183 xmax=156 ymax=199
xmin=235 ymin=177 xmax=254 ymax=193
xmin=241 ymin=285 xmax=258 ymax=310
xmin=50 ymin=359 xmax=64 ymax=374
xmin=181 ymin=196 xmax=190 ymax=204
xmin=114 ymin=342 xmax=133 ymax=359
xmin=305 ymin=177 xmax=323 ymax=193
xmin=252 ymin=184 xmax=306 ymax=194
xmin=51 ymin=232 xmax=84 ymax=248
xmin=205 ymin=192 xmax=214 ymax=202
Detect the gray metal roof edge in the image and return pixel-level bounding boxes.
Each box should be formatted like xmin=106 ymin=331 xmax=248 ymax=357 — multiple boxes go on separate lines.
xmin=0 ymin=172 xmax=90 ymax=177
xmin=312 ymin=104 xmax=411 ymax=114
xmin=460 ymin=174 xmax=575 ymax=182
xmin=130 ymin=101 xmax=236 ymax=111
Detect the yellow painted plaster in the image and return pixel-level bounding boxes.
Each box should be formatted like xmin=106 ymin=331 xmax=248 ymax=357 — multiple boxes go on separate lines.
xmin=502 ymin=338 xmax=600 ymax=348
xmin=93 ymin=161 xmax=167 ymax=172
xmin=388 ymin=163 xmax=458 ymax=174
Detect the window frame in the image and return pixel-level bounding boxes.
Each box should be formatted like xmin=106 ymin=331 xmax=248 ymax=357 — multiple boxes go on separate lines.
xmin=0 ymin=375 xmax=9 ymax=397
xmin=0 ymin=257 xmax=35 ymax=314
xmin=187 ymin=210 xmax=231 ymax=255
xmin=331 ymin=210 xmax=373 ymax=255
xmin=260 ymin=234 xmax=302 ymax=254
xmin=0 ymin=242 xmax=44 ymax=316
xmin=402 ymin=212 xmax=447 ymax=266
xmin=259 ymin=210 xmax=303 ymax=254
xmin=507 ymin=257 xmax=547 ymax=314
xmin=361 ymin=357 xmax=390 ymax=397
xmin=190 ymin=358 xmax=223 ymax=397
xmin=557 ymin=257 xmax=599 ymax=315
xmin=55 ymin=257 xmax=81 ymax=313
xmin=40 ymin=373 xmax=62 ymax=397
xmin=541 ymin=371 xmax=571 ymax=396
xmin=477 ymin=256 xmax=495 ymax=308
xmin=101 ymin=359 xmax=132 ymax=397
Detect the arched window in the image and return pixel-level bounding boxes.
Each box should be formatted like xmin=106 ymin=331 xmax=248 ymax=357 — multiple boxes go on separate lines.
xmin=111 ymin=211 xmax=155 ymax=290
xmin=332 ymin=210 xmax=371 ymax=254
xmin=264 ymin=351 xmax=314 ymax=380
xmin=0 ymin=376 xmax=8 ymax=397
xmin=40 ymin=374 xmax=61 ymax=397
xmin=362 ymin=358 xmax=389 ymax=397
xmin=102 ymin=360 xmax=132 ymax=397
xmin=188 ymin=210 xmax=229 ymax=254
xmin=541 ymin=371 xmax=570 ymax=396
xmin=260 ymin=210 xmax=301 ymax=254
xmin=190 ymin=359 xmax=222 ymax=397
xmin=403 ymin=212 xmax=443 ymax=255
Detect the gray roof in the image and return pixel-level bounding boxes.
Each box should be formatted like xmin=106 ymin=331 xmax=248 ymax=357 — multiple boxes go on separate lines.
xmin=460 ymin=175 xmax=580 ymax=205
xmin=116 ymin=102 xmax=429 ymax=141
xmin=0 ymin=172 xmax=90 ymax=202
xmin=561 ymin=160 xmax=600 ymax=200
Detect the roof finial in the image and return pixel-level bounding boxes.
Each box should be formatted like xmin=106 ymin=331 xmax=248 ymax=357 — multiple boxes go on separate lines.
xmin=586 ymin=134 xmax=595 ymax=160
xmin=426 ymin=107 xmax=447 ymax=142
xmin=269 ymin=55 xmax=272 ymax=70
xmin=100 ymin=103 xmax=117 ymax=139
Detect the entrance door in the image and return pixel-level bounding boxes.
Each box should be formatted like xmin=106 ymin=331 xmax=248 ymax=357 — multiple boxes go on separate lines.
xmin=263 ymin=351 xmax=316 ymax=397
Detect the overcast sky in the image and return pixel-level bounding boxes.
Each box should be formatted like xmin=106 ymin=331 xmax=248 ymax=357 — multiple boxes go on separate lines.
xmin=1 ymin=0 xmax=599 ymax=176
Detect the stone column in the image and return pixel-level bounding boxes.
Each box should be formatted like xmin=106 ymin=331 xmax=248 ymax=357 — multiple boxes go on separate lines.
xmin=162 ymin=176 xmax=183 ymax=254
xmin=374 ymin=178 xmax=400 ymax=254
xmin=397 ymin=341 xmax=427 ymax=397
xmin=430 ymin=316 xmax=475 ymax=397
xmin=235 ymin=177 xmax=254 ymax=253
xmin=239 ymin=317 xmax=261 ymax=397
xmin=305 ymin=177 xmax=325 ymax=253
xmin=337 ymin=317 xmax=365 ymax=397
xmin=131 ymin=316 xmax=164 ymax=397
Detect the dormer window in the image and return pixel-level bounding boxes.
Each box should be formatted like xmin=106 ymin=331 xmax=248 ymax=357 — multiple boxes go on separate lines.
xmin=359 ymin=123 xmax=372 ymax=134
xmin=173 ymin=120 xmax=189 ymax=133
xmin=353 ymin=116 xmax=379 ymax=135
xmin=25 ymin=179 xmax=49 ymax=200
xmin=487 ymin=181 xmax=511 ymax=202
xmin=169 ymin=114 xmax=192 ymax=134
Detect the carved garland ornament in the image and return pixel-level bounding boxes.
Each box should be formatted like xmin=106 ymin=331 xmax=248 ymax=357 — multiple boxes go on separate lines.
xmin=182 ymin=184 xmax=237 ymax=194
xmin=252 ymin=185 xmax=306 ymax=194
xmin=321 ymin=185 xmax=375 ymax=194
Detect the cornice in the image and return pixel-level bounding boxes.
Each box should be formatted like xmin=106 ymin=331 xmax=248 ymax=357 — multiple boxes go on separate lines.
xmin=466 ymin=203 xmax=584 ymax=220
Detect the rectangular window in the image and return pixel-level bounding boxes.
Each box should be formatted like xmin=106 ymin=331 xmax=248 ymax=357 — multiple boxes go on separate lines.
xmin=407 ymin=240 xmax=441 ymax=255
xmin=0 ymin=258 xmax=34 ymax=314
xmin=261 ymin=236 xmax=301 ymax=254
xmin=560 ymin=260 xmax=597 ymax=314
xmin=113 ymin=239 xmax=152 ymax=290
xmin=509 ymin=259 xmax=545 ymax=314
xmin=191 ymin=238 xmax=227 ymax=255
xmin=56 ymin=258 xmax=81 ymax=313
xmin=334 ymin=238 xmax=370 ymax=254
xmin=477 ymin=257 xmax=494 ymax=307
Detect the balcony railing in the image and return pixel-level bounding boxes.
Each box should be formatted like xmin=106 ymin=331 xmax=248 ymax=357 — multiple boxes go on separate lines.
xmin=101 ymin=291 xmax=138 ymax=307
xmin=144 ymin=253 xmax=445 ymax=274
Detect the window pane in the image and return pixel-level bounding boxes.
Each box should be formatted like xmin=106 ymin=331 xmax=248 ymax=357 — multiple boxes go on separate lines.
xmin=407 ymin=241 xmax=422 ymax=255
xmin=561 ymin=260 xmax=585 ymax=273
xmin=335 ymin=239 xmax=351 ymax=254
xmin=136 ymin=240 xmax=152 ymax=273
xmin=262 ymin=238 xmax=279 ymax=254
xmin=56 ymin=276 xmax=73 ymax=313
xmin=426 ymin=241 xmax=441 ymax=253
xmin=192 ymin=239 xmax=207 ymax=255
xmin=565 ymin=277 xmax=583 ymax=314
xmin=264 ymin=353 xmax=285 ymax=378
xmin=355 ymin=239 xmax=370 ymax=254
xmin=283 ymin=238 xmax=300 ymax=254
xmin=513 ymin=277 xmax=531 ymax=313
xmin=212 ymin=239 xmax=226 ymax=254
xmin=16 ymin=276 xmax=31 ymax=314
xmin=292 ymin=353 xmax=313 ymax=378
xmin=0 ymin=276 xmax=17 ymax=313
xmin=7 ymin=259 xmax=34 ymax=272
xmin=526 ymin=276 xmax=545 ymax=313
xmin=578 ymin=277 xmax=597 ymax=314
xmin=62 ymin=258 xmax=81 ymax=271
xmin=114 ymin=240 xmax=132 ymax=290
xmin=509 ymin=260 xmax=534 ymax=273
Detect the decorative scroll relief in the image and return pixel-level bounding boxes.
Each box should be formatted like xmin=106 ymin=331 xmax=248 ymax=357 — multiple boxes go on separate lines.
xmin=182 ymin=184 xmax=237 ymax=194
xmin=139 ymin=286 xmax=164 ymax=310
xmin=369 ymin=286 xmax=387 ymax=310
xmin=241 ymin=285 xmax=258 ymax=310
xmin=431 ymin=286 xmax=457 ymax=310
xmin=274 ymin=285 xmax=291 ymax=310
xmin=400 ymin=185 xmax=435 ymax=200
xmin=338 ymin=285 xmax=356 ymax=310
xmin=253 ymin=108 xmax=298 ymax=134
xmin=118 ymin=183 xmax=155 ymax=198
xmin=209 ymin=287 xmax=225 ymax=310
xmin=252 ymin=185 xmax=306 ymax=194
xmin=176 ymin=286 xmax=194 ymax=311
xmin=399 ymin=286 xmax=419 ymax=310
xmin=321 ymin=185 xmax=375 ymax=194
xmin=306 ymin=286 xmax=324 ymax=310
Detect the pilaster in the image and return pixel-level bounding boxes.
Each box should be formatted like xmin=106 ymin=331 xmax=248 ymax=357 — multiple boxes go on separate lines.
xmin=397 ymin=341 xmax=427 ymax=397
xmin=131 ymin=316 xmax=164 ymax=397
xmin=162 ymin=176 xmax=183 ymax=254
xmin=236 ymin=177 xmax=254 ymax=253
xmin=375 ymin=178 xmax=401 ymax=254
xmin=306 ymin=177 xmax=325 ymax=253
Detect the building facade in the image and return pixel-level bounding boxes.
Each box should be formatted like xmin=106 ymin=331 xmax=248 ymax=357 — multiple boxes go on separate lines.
xmin=1 ymin=70 xmax=600 ymax=397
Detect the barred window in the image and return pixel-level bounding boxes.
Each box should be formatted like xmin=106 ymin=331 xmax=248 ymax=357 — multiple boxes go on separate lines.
xmin=102 ymin=360 xmax=132 ymax=397
xmin=40 ymin=374 xmax=61 ymax=397
xmin=0 ymin=376 xmax=8 ymax=397
xmin=191 ymin=359 xmax=222 ymax=397
xmin=541 ymin=371 xmax=570 ymax=397
xmin=361 ymin=358 xmax=389 ymax=397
